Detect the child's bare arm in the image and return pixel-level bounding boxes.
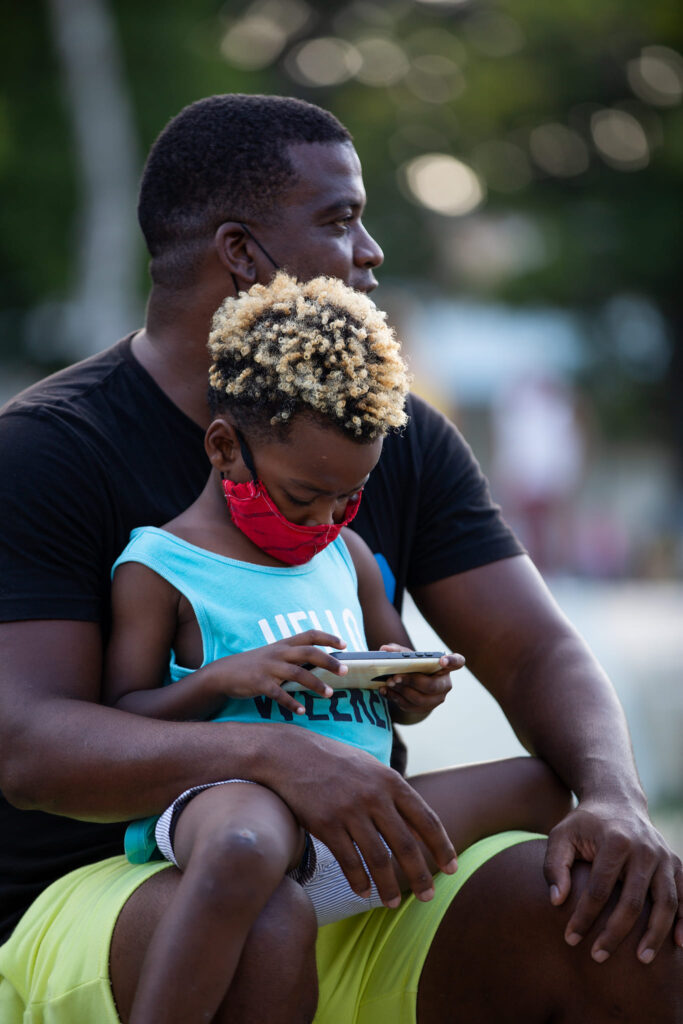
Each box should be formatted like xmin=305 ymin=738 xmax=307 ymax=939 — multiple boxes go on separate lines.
xmin=103 ymin=562 xmax=349 ymax=720
xmin=102 ymin=562 xmax=194 ymax=714
xmin=342 ymin=529 xmax=464 ymax=724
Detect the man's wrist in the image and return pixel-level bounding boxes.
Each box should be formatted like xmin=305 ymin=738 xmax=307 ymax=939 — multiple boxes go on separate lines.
xmin=574 ymin=769 xmax=648 ymax=813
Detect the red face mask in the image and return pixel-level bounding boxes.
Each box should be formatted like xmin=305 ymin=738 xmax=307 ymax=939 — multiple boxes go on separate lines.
xmin=222 ymin=435 xmax=362 ymax=566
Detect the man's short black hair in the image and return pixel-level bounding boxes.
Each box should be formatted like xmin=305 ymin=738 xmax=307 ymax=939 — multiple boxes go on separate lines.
xmin=138 ymin=93 xmax=352 ymax=285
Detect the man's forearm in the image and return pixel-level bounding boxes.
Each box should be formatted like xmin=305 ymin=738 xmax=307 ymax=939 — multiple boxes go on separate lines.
xmin=412 ymin=557 xmax=647 ymax=810
xmin=498 ymin=629 xmax=647 ymax=809
xmin=3 ymin=697 xmax=296 ymax=822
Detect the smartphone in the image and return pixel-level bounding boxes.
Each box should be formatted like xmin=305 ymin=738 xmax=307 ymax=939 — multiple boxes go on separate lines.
xmin=283 ymin=650 xmax=446 ymax=691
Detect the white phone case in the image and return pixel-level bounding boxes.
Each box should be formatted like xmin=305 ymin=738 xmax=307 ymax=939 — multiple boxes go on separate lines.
xmin=283 ymin=650 xmax=445 ymax=691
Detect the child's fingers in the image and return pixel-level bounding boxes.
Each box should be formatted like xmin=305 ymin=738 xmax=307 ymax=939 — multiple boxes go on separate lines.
xmin=395 ymin=671 xmax=453 ymax=697
xmin=266 ymin=684 xmax=308 ymax=716
xmin=283 ymin=630 xmax=347 ymax=651
xmin=433 ymin=653 xmax=465 ymax=674
xmin=278 ymin=661 xmax=336 ymax=699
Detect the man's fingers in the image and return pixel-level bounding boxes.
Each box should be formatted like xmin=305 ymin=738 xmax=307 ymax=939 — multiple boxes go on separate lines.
xmin=675 ymin=861 xmax=683 ymax=948
xmin=543 ymin=829 xmax=576 ymax=906
xmin=563 ymin=842 xmax=629 ymax=947
xmin=392 ymin=787 xmax=457 ymax=879
xmin=343 ymin=824 xmax=405 ymax=907
xmin=631 ymin=864 xmax=679 ymax=964
xmin=634 ymin=854 xmax=683 ymax=961
xmin=324 ymin=829 xmax=374 ymax=898
xmin=337 ymin=782 xmax=455 ymax=904
xmin=587 ymin=856 xmax=659 ymax=962
xmin=365 ymin=814 xmax=436 ymax=903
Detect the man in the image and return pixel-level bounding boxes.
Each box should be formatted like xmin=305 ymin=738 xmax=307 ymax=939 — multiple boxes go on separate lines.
xmin=0 ymin=94 xmax=680 ymax=1023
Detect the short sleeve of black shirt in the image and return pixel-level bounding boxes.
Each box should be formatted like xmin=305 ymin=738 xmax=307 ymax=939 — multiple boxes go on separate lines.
xmin=351 ymin=393 xmax=523 ymax=609
xmin=0 ymin=409 xmax=111 ymax=622
xmin=0 ymin=339 xmax=208 ymax=629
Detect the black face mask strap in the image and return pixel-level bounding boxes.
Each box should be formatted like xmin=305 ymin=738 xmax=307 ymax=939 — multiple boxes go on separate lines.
xmin=235 ymin=429 xmax=258 ymax=479
xmin=240 ymin=222 xmax=280 ymax=270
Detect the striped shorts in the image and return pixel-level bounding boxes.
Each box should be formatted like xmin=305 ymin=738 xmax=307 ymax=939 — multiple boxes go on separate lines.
xmin=155 ymin=779 xmax=386 ymax=926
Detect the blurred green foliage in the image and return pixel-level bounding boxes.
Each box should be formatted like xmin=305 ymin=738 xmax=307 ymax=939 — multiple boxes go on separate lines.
xmin=1 ymin=0 xmax=681 ymax=454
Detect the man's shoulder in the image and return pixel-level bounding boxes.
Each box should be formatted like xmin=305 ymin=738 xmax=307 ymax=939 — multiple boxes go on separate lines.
xmin=381 ymin=392 xmax=469 ymax=466
xmin=0 ymin=337 xmax=135 ymax=423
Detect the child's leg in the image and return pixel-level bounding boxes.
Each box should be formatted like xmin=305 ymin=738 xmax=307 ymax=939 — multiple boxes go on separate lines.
xmin=404 ymin=757 xmax=572 ymax=886
xmin=129 ymin=782 xmax=307 ymax=1024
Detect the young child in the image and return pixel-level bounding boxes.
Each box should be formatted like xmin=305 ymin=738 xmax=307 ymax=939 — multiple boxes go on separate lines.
xmin=104 ymin=272 xmax=570 ymax=1024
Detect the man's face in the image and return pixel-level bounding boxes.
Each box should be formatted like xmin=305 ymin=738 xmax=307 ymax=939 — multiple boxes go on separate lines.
xmin=247 ymin=142 xmax=384 ymax=293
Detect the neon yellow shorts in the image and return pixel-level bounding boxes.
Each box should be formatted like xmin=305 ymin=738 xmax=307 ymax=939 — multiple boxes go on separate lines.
xmin=0 ymin=832 xmax=540 ymax=1023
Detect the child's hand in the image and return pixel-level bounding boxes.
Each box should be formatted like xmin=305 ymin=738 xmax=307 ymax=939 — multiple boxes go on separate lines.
xmin=206 ymin=630 xmax=347 ymax=716
xmin=377 ymin=643 xmax=464 ymax=720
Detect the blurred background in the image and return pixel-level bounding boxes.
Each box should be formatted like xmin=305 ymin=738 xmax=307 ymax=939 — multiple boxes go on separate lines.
xmin=1 ymin=0 xmax=681 ymax=849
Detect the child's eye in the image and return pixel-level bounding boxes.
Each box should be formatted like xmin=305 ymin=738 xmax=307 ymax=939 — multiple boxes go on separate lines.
xmin=285 ymin=494 xmax=312 ymax=507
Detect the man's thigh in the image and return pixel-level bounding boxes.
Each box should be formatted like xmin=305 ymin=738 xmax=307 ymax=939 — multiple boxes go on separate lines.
xmin=417 ymin=838 xmax=682 ymax=1024
xmin=0 ymin=856 xmax=169 ymax=1024
xmin=110 ymin=864 xmax=183 ymax=1021
xmin=314 ymin=831 xmax=537 ymax=1024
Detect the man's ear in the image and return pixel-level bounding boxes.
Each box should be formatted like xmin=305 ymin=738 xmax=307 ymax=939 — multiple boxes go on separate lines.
xmin=214 ymin=223 xmax=257 ymax=293
xmin=205 ymin=417 xmax=248 ymax=480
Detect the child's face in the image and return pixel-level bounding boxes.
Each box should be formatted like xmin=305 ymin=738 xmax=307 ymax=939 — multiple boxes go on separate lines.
xmin=247 ymin=416 xmax=383 ymax=527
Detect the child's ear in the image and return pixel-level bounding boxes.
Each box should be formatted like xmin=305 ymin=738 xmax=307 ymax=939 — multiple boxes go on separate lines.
xmin=205 ymin=418 xmax=245 ymax=477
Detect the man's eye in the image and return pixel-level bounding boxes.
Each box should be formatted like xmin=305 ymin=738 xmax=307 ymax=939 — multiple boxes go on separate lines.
xmin=333 ymin=215 xmax=353 ymax=231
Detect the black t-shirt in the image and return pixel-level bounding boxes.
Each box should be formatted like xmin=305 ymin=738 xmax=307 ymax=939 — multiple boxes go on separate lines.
xmin=0 ymin=337 xmax=522 ymax=941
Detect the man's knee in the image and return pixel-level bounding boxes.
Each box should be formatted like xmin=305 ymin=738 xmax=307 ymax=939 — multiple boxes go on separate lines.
xmin=418 ymin=838 xmax=682 ymax=1022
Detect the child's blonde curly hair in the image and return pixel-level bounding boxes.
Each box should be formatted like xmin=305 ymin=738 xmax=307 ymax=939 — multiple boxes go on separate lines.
xmin=208 ymin=272 xmax=410 ymax=442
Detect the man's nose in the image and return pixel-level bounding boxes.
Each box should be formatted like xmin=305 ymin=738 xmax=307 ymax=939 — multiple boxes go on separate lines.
xmin=354 ymin=222 xmax=384 ymax=270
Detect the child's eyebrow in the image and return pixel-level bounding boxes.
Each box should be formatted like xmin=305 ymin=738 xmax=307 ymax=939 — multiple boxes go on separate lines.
xmin=287 ymin=475 xmax=370 ymax=497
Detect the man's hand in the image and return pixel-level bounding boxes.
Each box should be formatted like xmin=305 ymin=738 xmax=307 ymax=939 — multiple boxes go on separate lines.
xmin=265 ymin=728 xmax=458 ymax=909
xmin=544 ymin=798 xmax=683 ymax=963
xmin=377 ymin=643 xmax=464 ymax=724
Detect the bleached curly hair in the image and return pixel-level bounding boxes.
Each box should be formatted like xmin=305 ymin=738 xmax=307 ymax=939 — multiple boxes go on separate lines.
xmin=208 ymin=272 xmax=410 ymax=441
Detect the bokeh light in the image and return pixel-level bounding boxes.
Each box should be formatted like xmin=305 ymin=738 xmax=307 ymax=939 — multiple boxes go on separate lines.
xmin=406 ymin=54 xmax=465 ymax=104
xmin=529 ymin=123 xmax=589 ymax=178
xmin=590 ymin=109 xmax=649 ymax=170
xmin=627 ymin=45 xmax=683 ymax=108
xmin=462 ymin=12 xmax=525 ymax=57
xmin=286 ymin=37 xmax=362 ymax=86
xmin=220 ymin=0 xmax=310 ymax=70
xmin=354 ymin=37 xmax=409 ymax=87
xmin=403 ymin=153 xmax=485 ymax=215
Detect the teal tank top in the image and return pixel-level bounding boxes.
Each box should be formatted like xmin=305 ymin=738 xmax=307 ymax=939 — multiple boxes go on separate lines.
xmin=113 ymin=527 xmax=392 ymax=764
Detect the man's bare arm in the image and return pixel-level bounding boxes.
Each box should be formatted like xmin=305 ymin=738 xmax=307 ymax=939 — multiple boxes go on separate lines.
xmin=412 ymin=553 xmax=683 ymax=963
xmin=0 ymin=618 xmax=456 ymax=906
